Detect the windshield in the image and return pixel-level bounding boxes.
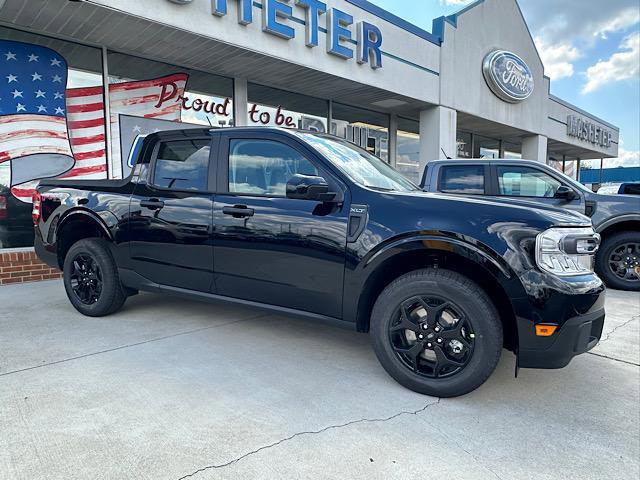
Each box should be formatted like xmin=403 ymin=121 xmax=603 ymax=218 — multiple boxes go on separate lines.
xmin=296 ymin=132 xmax=420 ymax=192
xmin=548 ymin=166 xmax=591 ymax=193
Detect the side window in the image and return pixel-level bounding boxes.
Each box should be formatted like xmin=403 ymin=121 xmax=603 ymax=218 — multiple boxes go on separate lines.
xmin=497 ymin=166 xmax=561 ymax=198
xmin=439 ymin=165 xmax=485 ymax=195
xmin=228 ymin=139 xmax=318 ymax=196
xmin=153 ymin=140 xmax=211 ymax=191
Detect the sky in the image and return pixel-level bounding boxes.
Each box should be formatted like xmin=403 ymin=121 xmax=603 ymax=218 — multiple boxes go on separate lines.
xmin=369 ymin=0 xmax=640 ymax=168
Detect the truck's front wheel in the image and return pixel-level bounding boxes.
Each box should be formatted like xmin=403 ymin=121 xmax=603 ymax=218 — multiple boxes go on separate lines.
xmin=63 ymin=238 xmax=127 ymax=317
xmin=370 ymin=269 xmax=503 ymax=398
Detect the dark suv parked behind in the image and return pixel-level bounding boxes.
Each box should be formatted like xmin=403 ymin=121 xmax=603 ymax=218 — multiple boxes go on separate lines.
xmin=34 ymin=128 xmax=605 ymax=397
xmin=421 ymin=159 xmax=640 ymax=291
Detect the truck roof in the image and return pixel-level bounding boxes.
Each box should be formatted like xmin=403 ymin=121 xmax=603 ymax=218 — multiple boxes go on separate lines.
xmin=151 ymin=126 xmax=314 ymax=139
xmin=426 ymin=158 xmax=543 ymax=166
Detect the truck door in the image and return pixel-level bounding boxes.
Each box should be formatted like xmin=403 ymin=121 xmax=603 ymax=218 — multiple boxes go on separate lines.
xmin=490 ymin=165 xmax=585 ymax=212
xmin=211 ymin=132 xmax=349 ymax=319
xmin=128 ymin=133 xmax=216 ymax=292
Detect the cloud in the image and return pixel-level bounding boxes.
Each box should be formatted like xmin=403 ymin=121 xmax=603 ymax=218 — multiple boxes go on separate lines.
xmin=521 ymin=0 xmax=639 ymax=45
xmin=582 ymin=33 xmax=640 ymax=93
xmin=534 ymin=37 xmax=582 ymax=79
xmin=592 ymin=6 xmax=640 ymax=39
xmin=607 ymin=146 xmax=640 ymax=168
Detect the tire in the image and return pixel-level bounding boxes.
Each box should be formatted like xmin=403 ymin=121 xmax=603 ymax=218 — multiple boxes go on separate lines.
xmin=63 ymin=238 xmax=127 ymax=316
xmin=370 ymin=269 xmax=503 ymax=398
xmin=596 ymin=231 xmax=640 ymax=292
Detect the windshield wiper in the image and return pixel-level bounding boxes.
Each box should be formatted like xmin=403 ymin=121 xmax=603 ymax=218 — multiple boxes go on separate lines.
xmin=365 ymin=185 xmax=395 ymax=192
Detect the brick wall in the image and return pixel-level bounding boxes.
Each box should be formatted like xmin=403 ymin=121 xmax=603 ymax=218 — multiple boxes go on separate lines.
xmin=0 ymin=249 xmax=61 ymax=286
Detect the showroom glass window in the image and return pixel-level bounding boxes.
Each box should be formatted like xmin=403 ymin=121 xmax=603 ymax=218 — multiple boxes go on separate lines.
xmin=228 ymin=139 xmax=318 ymax=196
xmin=474 ymin=135 xmax=500 ymax=159
xmin=439 ymin=165 xmax=485 ymax=195
xmin=332 ymin=103 xmax=389 ymax=163
xmin=456 ymin=131 xmax=473 ymax=158
xmin=397 ymin=117 xmax=421 ymax=183
xmin=0 ymin=27 xmax=105 ymax=250
xmin=248 ymin=83 xmax=329 ymax=133
xmin=106 ymin=51 xmax=234 ymax=179
xmin=497 ymin=166 xmax=561 ymax=198
xmin=503 ymin=141 xmax=522 ymax=159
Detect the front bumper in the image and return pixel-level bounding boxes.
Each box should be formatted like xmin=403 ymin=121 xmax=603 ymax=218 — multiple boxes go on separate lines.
xmin=518 ymin=308 xmax=605 ymax=369
xmin=515 ymin=275 xmax=606 ymax=369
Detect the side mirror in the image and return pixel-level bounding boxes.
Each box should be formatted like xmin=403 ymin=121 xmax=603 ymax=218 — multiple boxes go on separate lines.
xmin=554 ymin=185 xmax=578 ymax=201
xmin=286 ymin=174 xmax=337 ymax=202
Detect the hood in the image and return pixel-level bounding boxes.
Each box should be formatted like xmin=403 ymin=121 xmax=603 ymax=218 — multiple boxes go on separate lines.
xmin=385 ymin=189 xmax=592 ymax=227
xmin=593 ymin=192 xmax=640 ymax=209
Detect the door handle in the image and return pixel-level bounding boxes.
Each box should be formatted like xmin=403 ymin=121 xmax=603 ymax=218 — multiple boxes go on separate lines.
xmin=140 ymin=198 xmax=165 ymax=210
xmin=223 ymin=206 xmax=255 ymax=218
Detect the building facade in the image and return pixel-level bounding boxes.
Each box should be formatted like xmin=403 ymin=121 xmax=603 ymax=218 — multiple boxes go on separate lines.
xmin=0 ymin=0 xmax=620 ymax=265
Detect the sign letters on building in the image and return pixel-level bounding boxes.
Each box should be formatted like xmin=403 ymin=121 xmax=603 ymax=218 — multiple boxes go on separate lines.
xmin=170 ymin=0 xmax=383 ymax=69
xmin=566 ymin=115 xmax=612 ymax=148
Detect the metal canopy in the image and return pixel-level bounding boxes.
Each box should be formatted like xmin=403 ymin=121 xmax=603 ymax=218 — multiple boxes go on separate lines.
xmin=0 ymin=0 xmax=432 ymax=117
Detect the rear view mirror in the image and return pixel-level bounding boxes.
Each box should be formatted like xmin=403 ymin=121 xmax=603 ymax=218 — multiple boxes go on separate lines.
xmin=286 ymin=174 xmax=337 ymax=202
xmin=554 ymin=185 xmax=578 ymax=201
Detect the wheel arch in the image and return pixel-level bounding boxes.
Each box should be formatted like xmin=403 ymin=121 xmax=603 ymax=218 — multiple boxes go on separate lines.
xmin=352 ymin=239 xmax=520 ymax=352
xmin=597 ymin=217 xmax=640 ymax=238
xmin=55 ymin=209 xmax=114 ymax=269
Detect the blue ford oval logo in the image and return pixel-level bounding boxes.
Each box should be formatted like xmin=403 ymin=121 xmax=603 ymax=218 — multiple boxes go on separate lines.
xmin=482 ymin=50 xmax=534 ymax=103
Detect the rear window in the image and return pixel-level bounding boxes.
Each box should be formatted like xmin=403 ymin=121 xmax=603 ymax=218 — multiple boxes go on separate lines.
xmin=439 ymin=165 xmax=485 ymax=195
xmin=620 ymin=184 xmax=640 ymax=195
xmin=153 ymin=139 xmax=211 ymax=191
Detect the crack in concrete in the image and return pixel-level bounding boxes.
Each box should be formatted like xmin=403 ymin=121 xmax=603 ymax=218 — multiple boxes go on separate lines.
xmin=176 ymin=398 xmax=442 ymax=479
xmin=599 ymin=315 xmax=639 ymax=344
xmin=424 ymin=425 xmax=505 ymax=480
xmin=0 ymin=314 xmax=269 ymax=378
xmin=587 ymin=351 xmax=640 ymax=367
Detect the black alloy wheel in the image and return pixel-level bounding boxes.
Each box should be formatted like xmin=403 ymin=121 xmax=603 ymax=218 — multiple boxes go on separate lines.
xmin=69 ymin=254 xmax=103 ymax=305
xmin=63 ymin=238 xmax=127 ymax=316
xmin=596 ymin=231 xmax=640 ymax=291
xmin=389 ymin=296 xmax=475 ymax=379
xmin=608 ymin=242 xmax=640 ymax=284
xmin=370 ymin=269 xmax=503 ymax=397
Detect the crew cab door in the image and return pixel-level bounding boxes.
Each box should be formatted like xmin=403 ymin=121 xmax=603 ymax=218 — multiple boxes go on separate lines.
xmin=488 ymin=164 xmax=585 ymax=212
xmin=128 ymin=133 xmax=217 ymax=292
xmin=212 ymin=132 xmax=349 ymax=319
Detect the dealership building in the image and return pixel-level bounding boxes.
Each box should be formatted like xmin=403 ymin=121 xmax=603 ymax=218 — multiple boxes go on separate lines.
xmin=0 ymin=0 xmax=621 ymax=280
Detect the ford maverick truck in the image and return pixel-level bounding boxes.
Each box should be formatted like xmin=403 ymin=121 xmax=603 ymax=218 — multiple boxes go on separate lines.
xmin=34 ymin=128 xmax=605 ymax=397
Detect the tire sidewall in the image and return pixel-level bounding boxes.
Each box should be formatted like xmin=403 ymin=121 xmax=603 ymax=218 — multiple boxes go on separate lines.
xmin=371 ymin=270 xmax=503 ymax=397
xmin=63 ymin=239 xmax=123 ymax=316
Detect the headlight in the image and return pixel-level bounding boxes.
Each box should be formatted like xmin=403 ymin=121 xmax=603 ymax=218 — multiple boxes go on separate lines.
xmin=536 ymin=227 xmax=600 ymax=276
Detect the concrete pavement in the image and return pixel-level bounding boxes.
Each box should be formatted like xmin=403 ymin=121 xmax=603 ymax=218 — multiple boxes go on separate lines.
xmin=0 ymin=281 xmax=638 ymax=480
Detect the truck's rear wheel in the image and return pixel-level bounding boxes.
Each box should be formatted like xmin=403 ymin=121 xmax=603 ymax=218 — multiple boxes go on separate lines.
xmin=596 ymin=231 xmax=640 ymax=291
xmin=370 ymin=269 xmax=503 ymax=398
xmin=63 ymin=238 xmax=126 ymax=316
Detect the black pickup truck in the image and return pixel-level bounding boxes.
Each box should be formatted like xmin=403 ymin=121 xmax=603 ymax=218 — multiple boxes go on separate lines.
xmin=34 ymin=127 xmax=605 ymax=397
xmin=421 ymin=159 xmax=640 ymax=291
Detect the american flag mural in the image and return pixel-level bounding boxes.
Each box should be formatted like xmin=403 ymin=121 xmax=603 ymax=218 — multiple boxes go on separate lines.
xmin=108 ymin=73 xmax=188 ymax=176
xmin=1 ymin=38 xmax=189 ymax=202
xmin=0 ymin=40 xmax=74 ymax=202
xmin=65 ymin=73 xmax=188 ymax=182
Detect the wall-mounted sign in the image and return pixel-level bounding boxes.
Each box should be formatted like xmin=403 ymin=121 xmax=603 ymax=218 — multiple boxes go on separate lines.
xmin=482 ymin=50 xmax=534 ymax=103
xmin=567 ymin=115 xmax=612 ymax=148
xmin=168 ymin=0 xmax=383 ymax=69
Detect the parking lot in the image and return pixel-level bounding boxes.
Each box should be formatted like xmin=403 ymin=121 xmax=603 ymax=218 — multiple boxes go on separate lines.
xmin=1 ymin=280 xmax=638 ymax=480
